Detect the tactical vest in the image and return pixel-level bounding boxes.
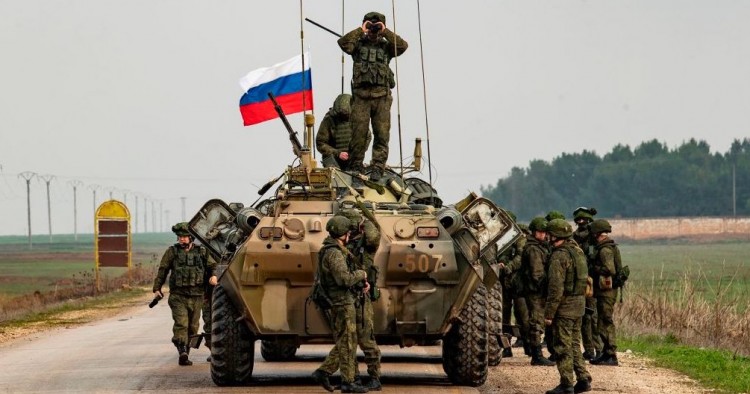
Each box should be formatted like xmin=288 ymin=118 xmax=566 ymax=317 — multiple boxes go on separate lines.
xmin=352 ymin=43 xmax=394 ymax=89
xmin=318 ymin=242 xmax=355 ymax=304
xmin=561 ymin=242 xmax=588 ymax=296
xmin=594 ymin=240 xmax=624 ymax=286
xmin=332 ymin=117 xmax=353 ymax=151
xmin=520 ymin=237 xmax=549 ymax=294
xmin=169 ymin=245 xmax=206 ymax=289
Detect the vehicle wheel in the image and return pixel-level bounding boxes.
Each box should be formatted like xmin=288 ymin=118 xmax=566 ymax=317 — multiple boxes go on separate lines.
xmin=260 ymin=339 xmax=298 ymax=361
xmin=487 ymin=280 xmax=503 ymax=366
xmin=442 ymin=282 xmax=488 ymax=386
xmin=210 ymin=285 xmax=254 ymax=386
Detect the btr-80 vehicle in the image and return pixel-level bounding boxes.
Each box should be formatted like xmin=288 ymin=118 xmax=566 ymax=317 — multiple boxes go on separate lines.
xmin=187 ymin=96 xmax=521 ymax=387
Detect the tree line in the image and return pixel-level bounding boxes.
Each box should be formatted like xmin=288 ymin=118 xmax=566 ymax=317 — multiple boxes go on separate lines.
xmin=481 ymin=138 xmax=750 ymax=220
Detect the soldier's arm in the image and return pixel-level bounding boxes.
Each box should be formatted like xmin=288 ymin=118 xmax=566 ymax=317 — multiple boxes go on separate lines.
xmin=315 ymin=114 xmax=338 ymax=157
xmin=529 ymin=247 xmax=547 ymax=286
xmin=363 ymin=221 xmax=381 ymax=253
xmin=327 ymin=249 xmax=367 ymax=287
xmin=153 ymin=247 xmax=174 ymax=292
xmin=381 ymin=28 xmax=408 ymax=57
xmin=544 ymin=254 xmax=565 ymax=319
xmin=597 ymin=247 xmax=616 ymax=276
xmin=205 ymin=249 xmax=218 ymax=277
xmin=337 ymin=28 xmax=364 ymax=55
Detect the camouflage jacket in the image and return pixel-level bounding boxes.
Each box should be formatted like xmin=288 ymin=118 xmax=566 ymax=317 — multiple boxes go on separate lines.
xmin=544 ymin=239 xmax=586 ymax=320
xmin=519 ymin=235 xmax=549 ymax=296
xmin=153 ymin=244 xmax=216 ymax=297
xmin=498 ymin=236 xmax=526 ymax=289
xmin=592 ymin=237 xmax=619 ymax=298
xmin=338 ymin=27 xmax=407 ymax=96
xmin=320 ymin=237 xmax=367 ymax=306
xmin=316 ymin=111 xmax=349 ymax=158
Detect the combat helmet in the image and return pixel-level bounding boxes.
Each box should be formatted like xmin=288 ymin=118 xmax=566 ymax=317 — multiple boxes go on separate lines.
xmin=326 ymin=216 xmax=351 ymax=238
xmin=573 ymin=206 xmax=597 ymax=222
xmin=528 ymin=216 xmax=548 ymax=233
xmin=336 ymin=209 xmax=363 ymax=232
xmin=171 ymin=222 xmax=191 ymax=237
xmin=547 ymin=218 xmax=573 ymax=239
xmin=363 ymin=11 xmax=386 ymax=24
xmin=331 ymin=94 xmax=352 ymax=119
xmin=545 ymin=210 xmax=565 ymax=221
xmin=589 ymin=219 xmax=612 ymax=235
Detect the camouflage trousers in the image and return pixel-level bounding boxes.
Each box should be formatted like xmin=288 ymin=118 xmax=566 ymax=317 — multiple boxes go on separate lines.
xmin=167 ymin=293 xmax=203 ymax=347
xmin=597 ymin=295 xmax=617 ymax=356
xmin=526 ymin=294 xmax=545 ymax=347
xmin=202 ymin=285 xmax=215 ymax=348
xmin=502 ymin=284 xmax=529 ymax=341
xmin=320 ymin=297 xmax=381 ymax=379
xmin=319 ymin=303 xmax=358 ymax=384
xmin=350 ymin=92 xmax=393 ymax=170
xmin=581 ymin=296 xmax=602 ymax=354
xmin=552 ymin=316 xmax=591 ymax=387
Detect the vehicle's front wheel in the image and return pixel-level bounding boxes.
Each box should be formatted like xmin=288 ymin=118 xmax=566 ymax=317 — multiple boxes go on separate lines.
xmin=210 ymin=285 xmax=254 ymax=386
xmin=442 ymin=283 xmax=489 ymax=386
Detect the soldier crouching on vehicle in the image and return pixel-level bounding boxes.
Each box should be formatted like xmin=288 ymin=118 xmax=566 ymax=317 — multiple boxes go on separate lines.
xmin=317 ymin=94 xmax=371 ymax=172
xmin=153 ymin=222 xmax=217 ymax=366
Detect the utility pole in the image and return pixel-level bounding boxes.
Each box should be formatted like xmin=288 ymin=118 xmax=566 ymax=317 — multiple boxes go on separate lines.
xmin=160 ymin=201 xmax=164 ymax=232
xmin=39 ymin=174 xmax=55 ymax=243
xmin=151 ymin=200 xmax=156 ymax=233
xmin=88 ymin=184 xmax=100 ymax=217
xmin=165 ymin=209 xmax=171 ymax=230
xmin=134 ymin=195 xmax=139 ymax=233
xmin=181 ymin=196 xmax=187 ymax=222
xmin=18 ymin=172 xmax=36 ymax=249
xmin=68 ymin=180 xmax=83 ymax=241
xmin=143 ymin=197 xmax=149 ymax=233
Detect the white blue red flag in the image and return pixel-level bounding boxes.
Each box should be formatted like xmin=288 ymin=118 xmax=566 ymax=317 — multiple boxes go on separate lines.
xmin=239 ymin=52 xmax=313 ymax=126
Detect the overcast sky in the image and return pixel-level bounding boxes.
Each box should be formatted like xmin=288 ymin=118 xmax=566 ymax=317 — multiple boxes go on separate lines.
xmin=1 ymin=1 xmax=749 ymax=236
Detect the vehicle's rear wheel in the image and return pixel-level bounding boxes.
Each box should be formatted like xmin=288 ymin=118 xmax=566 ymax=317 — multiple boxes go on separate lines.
xmin=210 ymin=285 xmax=254 ymax=386
xmin=260 ymin=339 xmax=298 ymax=361
xmin=487 ymin=280 xmax=503 ymax=366
xmin=442 ymin=283 xmax=489 ymax=386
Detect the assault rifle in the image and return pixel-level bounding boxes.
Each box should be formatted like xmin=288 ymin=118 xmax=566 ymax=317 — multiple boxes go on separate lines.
xmin=267 ymin=92 xmax=303 ymax=159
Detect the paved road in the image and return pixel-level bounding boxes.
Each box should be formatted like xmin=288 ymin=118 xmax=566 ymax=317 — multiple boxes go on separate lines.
xmin=0 ymin=300 xmax=476 ymax=393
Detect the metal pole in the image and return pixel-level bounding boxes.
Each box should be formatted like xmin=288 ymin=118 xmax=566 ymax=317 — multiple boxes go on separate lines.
xmin=144 ymin=197 xmax=149 ymax=233
xmin=135 ymin=195 xmax=139 ymax=233
xmin=19 ymin=172 xmax=36 ymax=249
xmin=152 ymin=200 xmax=156 ymax=233
xmin=181 ymin=197 xmax=186 ymax=222
xmin=160 ymin=201 xmax=164 ymax=232
xmin=68 ymin=180 xmax=83 ymax=241
xmin=39 ymin=174 xmax=55 ymax=243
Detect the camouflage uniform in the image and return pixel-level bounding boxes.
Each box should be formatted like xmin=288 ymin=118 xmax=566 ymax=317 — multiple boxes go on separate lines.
xmin=519 ymin=219 xmax=554 ymax=366
xmin=315 ymin=233 xmax=368 ymax=388
xmin=592 ymin=236 xmax=620 ymax=361
xmin=338 ymin=12 xmax=407 ymax=174
xmin=573 ymin=225 xmax=602 ymax=359
xmin=498 ymin=236 xmax=530 ymax=356
xmin=316 ymin=94 xmax=371 ymax=171
xmin=153 ymin=243 xmax=216 ymax=351
xmin=320 ymin=212 xmax=382 ymax=387
xmin=545 ymin=237 xmax=591 ymax=393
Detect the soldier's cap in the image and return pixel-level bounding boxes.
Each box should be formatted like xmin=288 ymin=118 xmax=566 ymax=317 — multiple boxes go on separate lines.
xmin=331 ymin=94 xmax=352 ymax=118
xmin=336 ymin=209 xmax=362 ymax=231
xmin=363 ymin=11 xmax=386 ymax=24
xmin=326 ymin=216 xmax=351 ymax=238
xmin=545 ymin=210 xmax=566 ymax=221
xmin=528 ymin=216 xmax=548 ymax=233
xmin=573 ymin=206 xmax=597 ymax=221
xmin=172 ymin=222 xmax=191 ymax=237
xmin=547 ymin=218 xmax=573 ymax=239
xmin=590 ymin=219 xmax=612 ymax=235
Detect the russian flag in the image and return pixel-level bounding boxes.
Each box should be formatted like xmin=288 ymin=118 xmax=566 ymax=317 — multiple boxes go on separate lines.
xmin=239 ymin=52 xmax=313 ymax=126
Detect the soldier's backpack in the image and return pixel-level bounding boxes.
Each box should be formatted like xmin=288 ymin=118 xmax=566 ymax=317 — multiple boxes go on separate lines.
xmin=309 ymin=244 xmax=338 ymax=310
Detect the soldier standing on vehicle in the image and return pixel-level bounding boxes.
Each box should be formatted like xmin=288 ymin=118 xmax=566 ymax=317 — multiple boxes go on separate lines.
xmin=338 ymin=11 xmax=408 ymax=181
xmin=312 ymin=216 xmax=370 ymax=393
xmin=519 ymin=217 xmax=555 ymax=366
xmin=544 ymin=219 xmax=592 ymax=394
xmin=153 ymin=222 xmax=218 ymax=366
xmin=317 ymin=209 xmax=383 ymax=390
xmin=589 ymin=219 xmax=621 ymax=366
xmin=572 ymin=207 xmax=603 ymax=361
xmin=317 ymin=94 xmax=371 ymax=171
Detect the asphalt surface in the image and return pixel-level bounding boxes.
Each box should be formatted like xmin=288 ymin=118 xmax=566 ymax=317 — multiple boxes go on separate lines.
xmin=0 ymin=300 xmax=477 ymax=393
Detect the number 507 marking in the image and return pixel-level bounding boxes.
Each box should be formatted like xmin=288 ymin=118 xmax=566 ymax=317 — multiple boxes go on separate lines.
xmin=404 ymin=254 xmax=444 ymax=273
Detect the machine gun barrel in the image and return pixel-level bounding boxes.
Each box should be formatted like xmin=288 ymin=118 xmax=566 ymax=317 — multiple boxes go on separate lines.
xmin=267 ymin=92 xmax=303 ymax=158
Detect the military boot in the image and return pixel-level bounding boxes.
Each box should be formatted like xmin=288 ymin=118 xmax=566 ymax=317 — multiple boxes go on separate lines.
xmin=523 ymin=342 xmax=532 ymax=356
xmin=340 ymin=381 xmax=369 ymax=393
xmin=582 ymin=350 xmax=595 ymax=361
xmin=364 ymin=377 xmax=382 ymax=391
xmin=177 ymin=345 xmax=192 ymax=366
xmin=545 ymin=384 xmax=574 ymax=394
xmin=512 ymin=338 xmax=524 ymax=348
xmin=368 ymin=167 xmax=383 ymax=182
xmin=311 ymin=369 xmax=334 ymax=392
xmin=574 ymin=377 xmax=592 ymax=393
xmin=593 ymin=353 xmax=619 ymax=366
xmin=531 ymin=346 xmax=556 ymax=366
xmin=502 ymin=347 xmax=513 ymax=358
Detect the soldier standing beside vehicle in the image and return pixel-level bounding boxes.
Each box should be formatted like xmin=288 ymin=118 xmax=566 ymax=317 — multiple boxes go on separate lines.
xmin=497 ymin=213 xmax=529 ymax=358
xmin=317 ymin=94 xmax=371 ymax=171
xmin=317 ymin=209 xmax=383 ymax=391
xmin=338 ymin=11 xmax=408 ymax=181
xmin=153 ymin=222 xmax=217 ymax=366
xmin=312 ymin=216 xmax=370 ymax=393
xmin=572 ymin=207 xmax=603 ymax=361
xmin=519 ymin=217 xmax=555 ymax=366
xmin=543 ymin=210 xmax=566 ymax=361
xmin=544 ymin=219 xmax=592 ymax=394
xmin=589 ymin=219 xmax=621 ymax=366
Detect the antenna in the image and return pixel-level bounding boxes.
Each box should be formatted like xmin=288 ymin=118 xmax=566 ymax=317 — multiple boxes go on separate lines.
xmin=417 ymin=0 xmax=435 ymax=204
xmin=391 ymin=0 xmax=404 ymax=181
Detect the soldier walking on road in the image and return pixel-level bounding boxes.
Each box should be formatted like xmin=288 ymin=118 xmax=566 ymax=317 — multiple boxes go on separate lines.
xmin=572 ymin=207 xmax=603 ymax=361
xmin=590 ymin=219 xmax=621 ymax=366
xmin=519 ymin=217 xmax=555 ymax=366
xmin=338 ymin=11 xmax=408 ymax=181
xmin=312 ymin=216 xmax=370 ymax=393
xmin=153 ymin=222 xmax=217 ymax=366
xmin=544 ymin=219 xmax=592 ymax=394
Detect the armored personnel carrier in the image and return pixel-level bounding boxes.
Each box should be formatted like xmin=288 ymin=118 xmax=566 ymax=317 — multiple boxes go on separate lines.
xmin=187 ymin=96 xmax=521 ymax=387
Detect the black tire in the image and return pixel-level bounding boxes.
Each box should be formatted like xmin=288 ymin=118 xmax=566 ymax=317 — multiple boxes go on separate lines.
xmin=260 ymin=339 xmax=298 ymax=361
xmin=487 ymin=280 xmax=503 ymax=366
xmin=442 ymin=283 xmax=489 ymax=386
xmin=210 ymin=285 xmax=254 ymax=386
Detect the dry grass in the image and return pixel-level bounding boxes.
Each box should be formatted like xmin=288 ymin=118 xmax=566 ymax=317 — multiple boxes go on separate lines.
xmin=617 ymin=264 xmax=750 ymax=357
